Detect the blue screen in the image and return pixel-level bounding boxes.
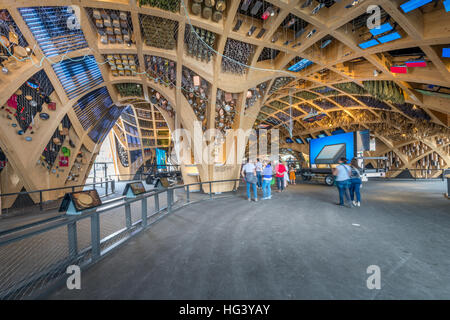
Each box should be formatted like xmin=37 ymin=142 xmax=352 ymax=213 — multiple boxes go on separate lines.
xmin=156 ymin=148 xmax=166 ymax=168
xmin=310 ymin=132 xmax=354 ymax=165
xmin=370 ymin=23 xmax=393 ymax=36
xmin=378 ymin=32 xmax=402 ymax=44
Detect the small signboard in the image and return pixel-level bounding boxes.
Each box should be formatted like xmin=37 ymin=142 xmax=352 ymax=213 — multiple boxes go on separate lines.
xmin=59 ymin=189 xmax=102 ymax=215
xmin=123 ymin=182 xmax=147 ymax=198
xmin=155 ymin=177 xmax=170 ymax=189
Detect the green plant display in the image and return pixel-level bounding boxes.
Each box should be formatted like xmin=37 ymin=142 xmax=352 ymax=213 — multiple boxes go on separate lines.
xmin=138 ymin=0 xmax=180 ymax=12
xmin=333 ymin=82 xmax=367 ymax=95
xmin=363 ymin=80 xmax=405 ymax=105
xmin=295 ymin=91 xmax=318 ymax=100
xmin=140 ymin=15 xmax=177 ymax=50
xmin=116 ymin=83 xmax=143 ymax=97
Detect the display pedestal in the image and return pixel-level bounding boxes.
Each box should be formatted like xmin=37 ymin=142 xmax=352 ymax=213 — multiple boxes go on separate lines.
xmin=59 ymin=190 xmax=102 ymax=215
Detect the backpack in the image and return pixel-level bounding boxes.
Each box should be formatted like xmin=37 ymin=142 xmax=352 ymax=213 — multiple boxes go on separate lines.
xmin=350 ymin=166 xmax=361 ymax=179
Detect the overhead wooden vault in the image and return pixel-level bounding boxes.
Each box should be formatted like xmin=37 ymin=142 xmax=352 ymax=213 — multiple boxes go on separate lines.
xmin=0 ymin=0 xmax=449 ymax=209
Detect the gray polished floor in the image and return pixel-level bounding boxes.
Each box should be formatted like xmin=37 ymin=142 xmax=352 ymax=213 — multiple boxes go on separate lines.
xmin=47 ymin=180 xmax=450 ymax=299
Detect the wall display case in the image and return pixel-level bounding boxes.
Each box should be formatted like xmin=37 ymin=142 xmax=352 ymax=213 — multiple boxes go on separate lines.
xmin=221 ymin=38 xmax=254 ymax=74
xmin=215 ymin=89 xmax=237 ymax=133
xmin=145 ymin=55 xmax=176 ymax=88
xmin=190 ymin=0 xmax=227 ymax=22
xmin=184 ymin=26 xmax=216 ymax=62
xmin=19 ymin=6 xmax=88 ymax=57
xmin=115 ymin=134 xmax=129 ymax=168
xmin=115 ymin=83 xmax=143 ymax=97
xmin=105 ymin=54 xmax=139 ymax=77
xmin=3 ymin=70 xmax=55 ymax=134
xmin=86 ymin=8 xmax=134 ymax=46
xmin=40 ymin=115 xmax=72 ymax=170
xmin=52 ymin=55 xmax=104 ymax=100
xmin=0 ymin=9 xmax=30 ymax=75
xmin=245 ymin=81 xmax=268 ymax=110
xmin=181 ymin=67 xmax=210 ymax=129
xmin=138 ymin=0 xmax=180 ymax=12
xmin=139 ymin=14 xmax=177 ymax=50
xmin=73 ymin=87 xmax=113 ymax=131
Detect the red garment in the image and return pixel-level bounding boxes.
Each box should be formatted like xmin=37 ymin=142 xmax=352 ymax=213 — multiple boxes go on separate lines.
xmin=275 ymin=164 xmax=286 ymax=178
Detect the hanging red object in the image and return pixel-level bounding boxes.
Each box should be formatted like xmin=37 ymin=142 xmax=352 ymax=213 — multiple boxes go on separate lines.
xmin=390 ymin=65 xmax=407 ymax=74
xmin=59 ymin=156 xmax=69 ymax=167
xmin=405 ymin=60 xmax=427 ymax=67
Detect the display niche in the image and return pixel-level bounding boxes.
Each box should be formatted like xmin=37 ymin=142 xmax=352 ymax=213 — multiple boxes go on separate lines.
xmin=215 ymin=89 xmax=238 ymax=133
xmin=115 ymin=135 xmax=129 ymax=168
xmin=149 ymin=89 xmax=175 ymax=118
xmin=139 ymin=14 xmax=177 ymax=50
xmin=184 ymin=25 xmax=217 ymax=62
xmin=40 ymin=114 xmax=72 ymax=171
xmin=3 ymin=70 xmax=55 ymax=134
xmin=245 ymin=81 xmax=269 ymax=110
xmin=86 ymin=8 xmax=134 ymax=46
xmin=145 ymin=55 xmax=176 ymax=88
xmin=182 ymin=67 xmax=210 ymax=130
xmin=105 ymin=54 xmax=139 ymax=77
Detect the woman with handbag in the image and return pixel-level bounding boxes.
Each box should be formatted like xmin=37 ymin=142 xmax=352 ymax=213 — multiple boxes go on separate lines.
xmin=262 ymin=162 xmax=273 ymax=200
xmin=241 ymin=159 xmax=258 ymax=202
xmin=332 ymin=157 xmax=353 ymax=208
xmin=349 ymin=158 xmax=363 ymax=207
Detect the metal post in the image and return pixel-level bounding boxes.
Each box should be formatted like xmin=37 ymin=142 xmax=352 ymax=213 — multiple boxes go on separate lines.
xmin=91 ymin=212 xmax=100 ymax=260
xmin=39 ymin=191 xmax=43 ymax=211
xmin=154 ymin=193 xmax=160 ymax=213
xmin=125 ymin=203 xmax=132 ymax=229
xmin=105 ymin=180 xmax=109 ymax=195
xmin=112 ymin=180 xmax=115 ymax=193
xmin=209 ymin=182 xmax=212 ymax=199
xmin=141 ymin=198 xmax=147 ymax=227
xmin=186 ymin=185 xmax=190 ymax=203
xmin=167 ymin=189 xmax=173 ymax=213
xmin=67 ymin=221 xmax=78 ymax=259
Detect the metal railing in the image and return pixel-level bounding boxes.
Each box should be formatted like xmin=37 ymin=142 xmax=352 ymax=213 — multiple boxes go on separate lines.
xmin=0 ymin=180 xmax=116 ymax=212
xmin=0 ymin=179 xmax=240 ymax=300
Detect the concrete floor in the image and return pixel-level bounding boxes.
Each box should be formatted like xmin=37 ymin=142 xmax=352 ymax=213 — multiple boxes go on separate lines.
xmin=47 ymin=180 xmax=450 ymax=300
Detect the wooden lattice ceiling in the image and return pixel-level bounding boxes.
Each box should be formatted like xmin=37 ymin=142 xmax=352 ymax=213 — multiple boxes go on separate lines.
xmin=0 ymin=0 xmax=449 ymax=196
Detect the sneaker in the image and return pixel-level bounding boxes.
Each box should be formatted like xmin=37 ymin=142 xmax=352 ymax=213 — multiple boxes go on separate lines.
xmin=357 ymin=202 xmax=361 ymax=207
xmin=248 ymin=198 xmax=251 ymax=202
xmin=254 ymin=198 xmax=258 ymax=202
xmin=352 ymin=200 xmax=357 ymax=206
xmin=268 ymin=196 xmax=272 ymax=199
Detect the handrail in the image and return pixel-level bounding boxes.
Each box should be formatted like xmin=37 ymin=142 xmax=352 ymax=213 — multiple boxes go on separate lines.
xmin=0 ymin=180 xmax=115 ymax=211
xmin=0 ymin=178 xmax=240 ymax=300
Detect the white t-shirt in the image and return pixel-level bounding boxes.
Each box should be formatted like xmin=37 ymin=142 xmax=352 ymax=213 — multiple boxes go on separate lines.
xmin=335 ymin=164 xmax=351 ymax=181
xmin=255 ymin=161 xmax=263 ymax=172
xmin=242 ymin=163 xmax=256 ymax=174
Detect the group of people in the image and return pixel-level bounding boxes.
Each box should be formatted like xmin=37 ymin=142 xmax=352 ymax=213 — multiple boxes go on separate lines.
xmin=241 ymin=156 xmax=363 ymax=207
xmin=332 ymin=157 xmax=362 ymax=208
xmin=241 ymin=159 xmax=297 ymax=202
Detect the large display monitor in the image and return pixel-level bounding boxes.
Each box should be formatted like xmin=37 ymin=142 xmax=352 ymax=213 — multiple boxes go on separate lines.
xmin=309 ymin=132 xmax=355 ymax=165
xmin=315 ymin=143 xmax=346 ymax=164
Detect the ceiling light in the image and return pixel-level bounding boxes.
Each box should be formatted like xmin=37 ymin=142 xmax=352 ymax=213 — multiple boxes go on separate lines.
xmin=377 ymin=32 xmax=402 ymax=44
xmin=369 ymin=22 xmax=393 ymax=37
xmin=400 ymin=0 xmax=433 ymax=13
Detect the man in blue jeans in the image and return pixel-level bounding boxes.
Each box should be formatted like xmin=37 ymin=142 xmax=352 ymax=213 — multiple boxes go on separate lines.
xmin=255 ymin=158 xmax=263 ymax=189
xmin=241 ymin=159 xmax=258 ymax=202
xmin=332 ymin=157 xmax=353 ymax=208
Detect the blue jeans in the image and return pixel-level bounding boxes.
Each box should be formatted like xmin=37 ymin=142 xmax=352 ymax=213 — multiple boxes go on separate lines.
xmin=262 ymin=179 xmax=271 ymax=198
xmin=246 ymin=182 xmax=257 ymax=200
xmin=276 ymin=177 xmax=284 ymax=191
xmin=256 ymin=171 xmax=262 ymax=188
xmin=350 ymin=178 xmax=362 ymax=202
xmin=336 ymin=180 xmax=351 ymax=205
